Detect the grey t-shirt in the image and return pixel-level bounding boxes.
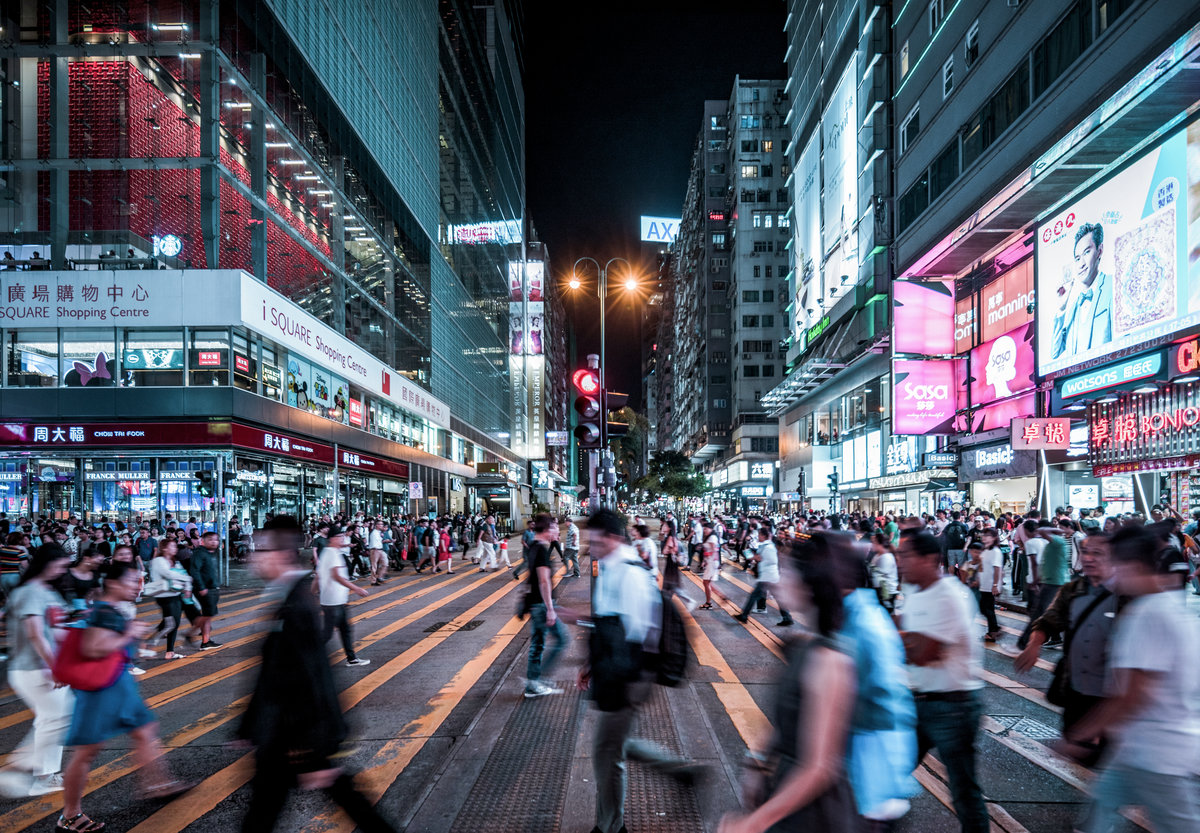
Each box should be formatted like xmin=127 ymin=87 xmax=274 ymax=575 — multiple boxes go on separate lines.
xmin=7 ymin=582 xmax=67 ymax=671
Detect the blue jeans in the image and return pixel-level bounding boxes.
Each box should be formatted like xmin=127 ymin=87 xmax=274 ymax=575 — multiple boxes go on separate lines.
xmin=738 ymin=581 xmax=791 ymax=621
xmin=526 ymin=603 xmax=568 ymax=684
xmin=1081 ymin=766 xmax=1200 ymax=833
xmin=916 ymin=692 xmax=988 ymax=833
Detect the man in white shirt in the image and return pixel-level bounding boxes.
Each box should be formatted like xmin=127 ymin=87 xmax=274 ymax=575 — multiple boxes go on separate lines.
xmin=581 ymin=510 xmax=699 ymax=833
xmin=733 ymin=526 xmax=792 ymax=627
xmin=561 ymin=516 xmax=581 ymax=578
xmin=898 ymin=529 xmax=988 ymax=833
xmin=316 ymin=527 xmax=370 ymax=667
xmin=1065 ymin=524 xmax=1200 ymax=833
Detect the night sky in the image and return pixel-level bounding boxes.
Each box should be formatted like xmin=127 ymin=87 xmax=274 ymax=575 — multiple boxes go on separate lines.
xmin=525 ymin=0 xmax=786 ymax=407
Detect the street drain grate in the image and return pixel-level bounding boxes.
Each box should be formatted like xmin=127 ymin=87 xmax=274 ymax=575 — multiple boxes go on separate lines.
xmin=448 ymin=680 xmax=581 ymax=833
xmin=624 ymin=686 xmax=704 ymax=833
xmin=424 ymin=619 xmax=484 ymax=633
xmin=988 ymin=714 xmax=1060 ymax=740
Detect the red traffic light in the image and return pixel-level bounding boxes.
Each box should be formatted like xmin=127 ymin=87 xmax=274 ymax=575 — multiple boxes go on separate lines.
xmin=572 ymin=368 xmax=600 ymax=395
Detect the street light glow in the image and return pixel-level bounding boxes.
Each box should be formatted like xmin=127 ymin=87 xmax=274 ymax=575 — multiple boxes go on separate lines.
xmin=624 ymin=277 xmax=637 ymax=292
xmin=568 ymin=277 xmax=582 ymax=290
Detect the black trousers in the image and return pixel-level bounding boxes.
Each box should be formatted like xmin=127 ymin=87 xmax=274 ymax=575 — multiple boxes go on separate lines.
xmin=241 ymin=758 xmax=395 ymax=833
xmin=322 ymin=604 xmax=357 ymax=661
xmin=978 ymin=590 xmax=1000 ymax=634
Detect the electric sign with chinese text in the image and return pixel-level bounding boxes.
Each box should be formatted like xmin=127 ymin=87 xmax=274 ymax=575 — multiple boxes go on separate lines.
xmin=1012 ymin=418 xmax=1072 ymax=449
xmin=892 ymin=359 xmax=958 ymax=435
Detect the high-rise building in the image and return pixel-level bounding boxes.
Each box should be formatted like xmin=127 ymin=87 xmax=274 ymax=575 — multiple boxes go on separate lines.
xmin=660 ymin=100 xmax=733 ymax=462
xmin=891 ymin=0 xmax=1200 ymax=516
xmin=0 ymin=0 xmax=535 ymax=523
xmin=706 ymin=78 xmax=789 ymax=511
xmin=764 ymin=0 xmax=895 ymax=514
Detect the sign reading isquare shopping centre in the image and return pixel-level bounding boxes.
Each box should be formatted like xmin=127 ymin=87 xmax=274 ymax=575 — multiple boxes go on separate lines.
xmin=0 ymin=269 xmax=450 ymax=429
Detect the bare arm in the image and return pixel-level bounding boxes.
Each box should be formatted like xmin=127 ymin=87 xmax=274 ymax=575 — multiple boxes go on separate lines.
xmin=22 ymin=615 xmax=56 ymax=669
xmin=900 ymin=631 xmax=947 ymax=666
xmin=537 ymin=565 xmax=555 ymax=623
xmin=739 ymin=648 xmax=854 ymax=832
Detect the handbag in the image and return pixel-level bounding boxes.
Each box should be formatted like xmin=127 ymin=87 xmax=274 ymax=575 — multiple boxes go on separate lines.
xmin=1045 ymin=587 xmax=1112 ymax=707
xmin=51 ymin=627 xmax=125 ymax=691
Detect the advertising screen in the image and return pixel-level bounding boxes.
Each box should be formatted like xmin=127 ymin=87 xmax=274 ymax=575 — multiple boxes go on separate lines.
xmin=954 ymin=294 xmax=976 ymax=354
xmin=980 ymin=259 xmax=1035 ymax=342
xmin=893 ymin=359 xmax=958 ymax=435
xmin=639 ymin=216 xmax=680 ymax=244
xmin=969 ymin=322 xmax=1035 ymax=406
xmin=893 ymin=279 xmax=955 ymax=355
xmin=1037 ymin=125 xmax=1200 ymax=376
xmin=791 ymin=132 xmax=822 ymax=341
xmin=821 ymin=60 xmax=858 ymax=258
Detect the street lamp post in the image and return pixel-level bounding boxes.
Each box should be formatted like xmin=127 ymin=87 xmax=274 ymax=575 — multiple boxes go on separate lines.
xmin=572 ymin=256 xmax=635 ymax=511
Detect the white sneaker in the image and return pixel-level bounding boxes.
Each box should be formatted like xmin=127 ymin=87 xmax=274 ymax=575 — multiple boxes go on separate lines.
xmin=346 ymin=658 xmax=371 ymax=667
xmin=138 ymin=648 xmax=157 ymax=659
xmin=28 ymin=772 xmax=64 ymax=796
xmin=129 ymin=666 xmax=147 ymax=675
xmin=524 ymin=680 xmax=561 ymax=698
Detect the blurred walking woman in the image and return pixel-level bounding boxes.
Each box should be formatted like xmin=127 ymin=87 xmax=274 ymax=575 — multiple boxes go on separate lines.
xmin=147 ymin=540 xmax=195 ymax=659
xmin=719 ymin=533 xmax=857 ymax=833
xmin=5 ymin=544 xmax=73 ymax=797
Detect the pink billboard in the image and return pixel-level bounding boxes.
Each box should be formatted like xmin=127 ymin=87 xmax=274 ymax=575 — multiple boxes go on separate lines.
xmin=893 ymin=359 xmax=959 ymax=435
xmin=893 ymin=279 xmax=955 ymax=356
xmin=969 ymin=392 xmax=1037 ymax=433
xmin=969 ymin=322 xmax=1036 ymax=406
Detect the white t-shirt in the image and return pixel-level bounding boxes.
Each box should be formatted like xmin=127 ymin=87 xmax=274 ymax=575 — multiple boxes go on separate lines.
xmin=756 ymin=540 xmax=780 ymax=585
xmin=1108 ymin=591 xmax=1200 ymax=775
xmin=633 ymin=537 xmax=659 ymax=576
xmin=901 ymin=577 xmax=982 ymax=693
xmin=691 ymin=522 xmax=703 ymax=545
xmin=318 ymin=546 xmax=351 ymax=607
xmin=980 ymin=548 xmax=1005 ymax=592
xmin=368 ymin=529 xmax=383 ymax=550
xmin=1023 ymin=537 xmax=1046 ymax=583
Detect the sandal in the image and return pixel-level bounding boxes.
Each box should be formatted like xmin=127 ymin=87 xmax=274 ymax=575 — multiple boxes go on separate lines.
xmin=56 ymin=813 xmax=106 ymax=832
xmin=699 ymin=603 xmax=714 ymax=610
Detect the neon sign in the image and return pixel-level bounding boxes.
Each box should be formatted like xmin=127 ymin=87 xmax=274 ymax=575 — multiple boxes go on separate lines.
xmin=1169 ymin=338 xmax=1200 ymax=378
xmin=1092 ymin=406 xmax=1200 ymax=446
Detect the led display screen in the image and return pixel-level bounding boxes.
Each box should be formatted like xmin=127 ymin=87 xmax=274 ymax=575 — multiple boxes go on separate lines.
xmin=969 ymin=322 xmax=1036 ymax=406
xmin=894 ymin=279 xmax=955 ymax=355
xmin=892 ymin=359 xmax=958 ymax=435
xmin=1037 ymin=124 xmax=1200 ymax=377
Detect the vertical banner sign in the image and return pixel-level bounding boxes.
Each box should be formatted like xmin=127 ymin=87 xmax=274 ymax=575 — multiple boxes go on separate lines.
xmin=821 ymin=60 xmax=859 ymax=258
xmin=792 ymin=133 xmax=822 ymax=339
xmin=508 ymin=260 xmax=547 ymax=460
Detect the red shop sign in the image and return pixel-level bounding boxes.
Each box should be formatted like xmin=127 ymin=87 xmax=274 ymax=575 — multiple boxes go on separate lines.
xmin=1092 ymin=406 xmax=1200 ymax=446
xmin=348 ymin=398 xmax=364 ymax=427
xmin=337 ymin=448 xmax=409 ymax=479
xmin=235 ymin=354 xmax=251 ymax=374
xmin=231 ymin=424 xmax=335 ymax=464
xmin=1169 ymin=337 xmax=1200 ymax=379
xmin=0 ymin=422 xmax=232 ymax=447
xmin=1094 ymin=454 xmax=1200 ymax=477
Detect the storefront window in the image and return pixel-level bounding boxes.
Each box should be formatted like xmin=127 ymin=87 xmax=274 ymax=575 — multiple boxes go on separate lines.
xmin=260 ymin=341 xmax=283 ymax=401
xmin=29 ymin=459 xmax=76 ymax=519
xmin=190 ymin=328 xmax=230 ymax=387
xmin=121 ymin=329 xmax=185 ymax=387
xmin=83 ymin=458 xmax=155 ymax=517
xmin=62 ymin=329 xmax=118 ymax=388
xmin=232 ymin=329 xmax=257 ymax=392
xmin=5 ymin=329 xmax=57 ymax=387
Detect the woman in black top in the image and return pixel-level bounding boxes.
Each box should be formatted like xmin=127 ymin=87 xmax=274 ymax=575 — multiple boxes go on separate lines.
xmin=720 ymin=533 xmax=857 ymax=833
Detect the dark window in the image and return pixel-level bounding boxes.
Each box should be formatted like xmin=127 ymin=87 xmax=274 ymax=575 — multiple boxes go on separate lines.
xmin=1098 ymin=0 xmax=1134 ymax=31
xmin=744 ymin=365 xmax=760 ymax=377
xmin=961 ymin=61 xmax=1030 ymax=170
xmin=762 ymin=315 xmax=775 ymax=327
xmin=763 ymin=290 xmax=775 ymax=302
xmin=897 ymin=173 xmax=930 ymax=233
xmin=741 ymin=140 xmax=757 ymax=152
xmin=742 ymin=315 xmax=760 ymax=327
xmin=1033 ymin=1 xmax=1093 ymax=97
xmin=742 ymin=290 xmax=760 ymax=302
xmin=741 ymin=189 xmax=756 ymax=203
xmin=776 ymin=188 xmax=789 ymax=203
xmin=762 ymin=365 xmax=775 ymax=377
xmin=762 ymin=165 xmax=774 ymax=178
xmin=929 ymin=143 xmax=959 ymax=200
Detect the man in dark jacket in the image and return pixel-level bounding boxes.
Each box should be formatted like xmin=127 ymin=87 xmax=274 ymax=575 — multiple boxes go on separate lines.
xmin=240 ymin=518 xmax=395 ymax=833
xmin=189 ymin=531 xmax=222 ymax=649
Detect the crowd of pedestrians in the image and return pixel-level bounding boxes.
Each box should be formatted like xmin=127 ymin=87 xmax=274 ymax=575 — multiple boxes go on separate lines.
xmin=2 ymin=500 xmax=1197 ymax=832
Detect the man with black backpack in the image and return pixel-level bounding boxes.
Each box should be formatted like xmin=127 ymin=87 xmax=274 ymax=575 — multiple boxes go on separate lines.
xmin=942 ymin=511 xmax=970 ymax=573
xmin=579 ymin=509 xmax=702 ymax=833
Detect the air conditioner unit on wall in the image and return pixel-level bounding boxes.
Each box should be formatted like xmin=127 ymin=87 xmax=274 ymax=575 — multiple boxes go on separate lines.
xmin=742 ymin=353 xmax=752 ymax=360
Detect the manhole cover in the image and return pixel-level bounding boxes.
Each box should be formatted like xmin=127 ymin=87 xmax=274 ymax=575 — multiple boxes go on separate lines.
xmin=987 ymin=714 xmax=1021 ymax=730
xmin=988 ymin=714 xmax=1059 ymax=740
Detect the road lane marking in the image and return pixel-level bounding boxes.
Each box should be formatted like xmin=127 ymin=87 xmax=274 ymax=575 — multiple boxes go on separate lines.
xmin=0 ymin=570 xmax=509 ymax=831
xmin=917 ymin=755 xmax=1029 ymax=833
xmin=678 ymin=604 xmax=772 ymax=749
xmin=978 ymin=668 xmax=1061 ymax=712
xmin=681 ymin=571 xmax=786 ymax=660
xmin=120 ymin=569 xmax=556 ymax=833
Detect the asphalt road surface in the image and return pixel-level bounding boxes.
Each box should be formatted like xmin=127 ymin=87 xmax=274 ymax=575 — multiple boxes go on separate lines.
xmin=1 ymin=528 xmax=1179 ymax=832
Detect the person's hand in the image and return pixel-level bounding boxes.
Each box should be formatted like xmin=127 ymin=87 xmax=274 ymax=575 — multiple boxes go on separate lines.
xmin=356 ymin=586 xmax=370 ymax=597
xmin=128 ymin=620 xmax=154 ymax=639
xmin=546 ymin=609 xmax=557 ymax=626
xmin=718 ymin=811 xmax=760 ymax=833
xmin=198 ymin=588 xmax=208 ymax=597
xmin=298 ymin=767 xmax=340 ymax=790
xmin=1013 ymin=644 xmax=1039 ymax=674
xmin=576 ymin=666 xmax=590 ymax=692
xmin=992 ymin=584 xmax=1001 ymax=595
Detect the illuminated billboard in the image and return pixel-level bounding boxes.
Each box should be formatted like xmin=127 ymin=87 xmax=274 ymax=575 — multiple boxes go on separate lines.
xmin=821 ymin=60 xmax=858 ymax=258
xmin=1037 ymin=124 xmax=1200 ymax=377
xmin=893 ymin=279 xmax=955 ymax=355
xmin=892 ymin=359 xmax=958 ymax=435
xmin=640 ymin=216 xmax=680 ymax=244
xmin=791 ymin=133 xmax=822 ymax=339
xmin=969 ymin=322 xmax=1036 ymax=406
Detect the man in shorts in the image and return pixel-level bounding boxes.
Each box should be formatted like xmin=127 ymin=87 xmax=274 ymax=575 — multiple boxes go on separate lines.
xmin=190 ymin=531 xmax=222 ymax=650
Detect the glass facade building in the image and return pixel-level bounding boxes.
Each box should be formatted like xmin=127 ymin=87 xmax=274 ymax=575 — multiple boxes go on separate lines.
xmin=0 ymin=0 xmax=531 ymax=521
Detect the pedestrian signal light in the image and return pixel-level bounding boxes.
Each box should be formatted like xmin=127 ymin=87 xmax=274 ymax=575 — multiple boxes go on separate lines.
xmin=195 ymin=470 xmax=215 ymax=497
xmin=827 ymin=469 xmax=838 ymax=494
